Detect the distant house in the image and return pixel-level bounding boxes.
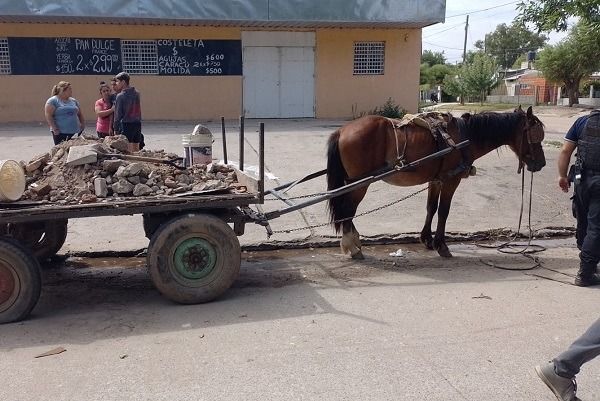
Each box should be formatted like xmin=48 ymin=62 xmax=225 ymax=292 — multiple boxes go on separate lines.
xmin=489 ymin=67 xmax=557 ymax=105
xmin=0 ymin=0 xmax=445 ymax=122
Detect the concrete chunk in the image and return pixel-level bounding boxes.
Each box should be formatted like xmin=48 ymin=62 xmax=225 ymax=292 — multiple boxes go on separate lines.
xmin=66 ymin=145 xmax=98 ymax=166
xmin=94 ymin=178 xmax=108 ymax=198
xmin=102 ymin=159 xmax=126 ymax=174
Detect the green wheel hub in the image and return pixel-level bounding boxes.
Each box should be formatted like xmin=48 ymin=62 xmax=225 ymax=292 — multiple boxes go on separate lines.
xmin=173 ymin=238 xmax=217 ymax=281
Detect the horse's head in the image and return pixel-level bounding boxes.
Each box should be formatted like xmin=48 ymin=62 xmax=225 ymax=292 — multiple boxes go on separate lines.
xmin=510 ymin=106 xmax=546 ymax=173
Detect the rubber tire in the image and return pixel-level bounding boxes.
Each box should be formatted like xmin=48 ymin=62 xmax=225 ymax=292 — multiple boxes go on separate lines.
xmin=147 ymin=214 xmax=241 ymax=304
xmin=11 ymin=220 xmax=68 ymax=261
xmin=0 ymin=239 xmax=42 ymax=324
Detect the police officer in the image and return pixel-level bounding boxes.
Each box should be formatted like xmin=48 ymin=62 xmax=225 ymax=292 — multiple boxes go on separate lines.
xmin=558 ymin=109 xmax=600 ymax=286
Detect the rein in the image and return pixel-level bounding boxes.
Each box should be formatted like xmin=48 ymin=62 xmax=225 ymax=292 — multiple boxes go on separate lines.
xmin=478 ymin=169 xmax=546 ymax=270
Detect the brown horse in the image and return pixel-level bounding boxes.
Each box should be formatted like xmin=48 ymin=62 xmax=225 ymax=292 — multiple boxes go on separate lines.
xmin=326 ymin=106 xmax=546 ymax=258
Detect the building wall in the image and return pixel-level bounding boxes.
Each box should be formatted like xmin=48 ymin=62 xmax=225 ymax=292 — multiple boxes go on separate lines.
xmin=315 ymin=28 xmax=420 ymax=118
xmin=0 ymin=22 xmax=421 ymax=123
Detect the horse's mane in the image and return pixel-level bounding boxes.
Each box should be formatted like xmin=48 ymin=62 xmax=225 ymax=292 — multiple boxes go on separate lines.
xmin=461 ymin=112 xmax=525 ymax=147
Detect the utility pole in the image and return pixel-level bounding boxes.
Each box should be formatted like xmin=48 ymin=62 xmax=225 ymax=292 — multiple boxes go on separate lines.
xmin=460 ymin=15 xmax=469 ymax=105
xmin=462 ymin=15 xmax=469 ymax=64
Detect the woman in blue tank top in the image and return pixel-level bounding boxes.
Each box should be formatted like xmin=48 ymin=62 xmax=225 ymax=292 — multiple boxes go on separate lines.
xmin=44 ymin=81 xmax=85 ymax=145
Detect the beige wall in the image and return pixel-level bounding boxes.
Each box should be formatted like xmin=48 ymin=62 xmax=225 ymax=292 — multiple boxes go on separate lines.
xmin=0 ymin=23 xmax=422 ymax=122
xmin=315 ymin=28 xmax=421 ymax=118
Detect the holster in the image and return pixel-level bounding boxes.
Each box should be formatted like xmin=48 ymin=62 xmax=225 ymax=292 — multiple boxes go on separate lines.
xmin=568 ymin=164 xmax=581 ymax=184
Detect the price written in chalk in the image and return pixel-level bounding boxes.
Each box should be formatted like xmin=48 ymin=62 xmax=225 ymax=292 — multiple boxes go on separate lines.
xmin=53 ymin=38 xmax=122 ymax=74
xmin=156 ymin=39 xmax=241 ymax=76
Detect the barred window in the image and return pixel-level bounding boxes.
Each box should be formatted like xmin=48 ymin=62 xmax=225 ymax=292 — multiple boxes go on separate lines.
xmin=353 ymin=42 xmax=385 ymax=75
xmin=121 ymin=40 xmax=158 ymax=74
xmin=0 ymin=38 xmax=11 ymax=74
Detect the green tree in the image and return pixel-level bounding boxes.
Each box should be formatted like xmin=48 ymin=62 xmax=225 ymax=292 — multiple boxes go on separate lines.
xmin=443 ymin=54 xmax=498 ymax=105
xmin=426 ymin=64 xmax=455 ymax=87
xmin=463 ymin=53 xmax=499 ymax=104
xmin=420 ymin=62 xmax=430 ymax=85
xmin=537 ymin=23 xmax=600 ymax=106
xmin=443 ymin=73 xmax=466 ymax=103
xmin=517 ymin=0 xmax=600 ymax=32
xmin=421 ymin=50 xmax=446 ymax=66
xmin=473 ymin=22 xmax=547 ymax=68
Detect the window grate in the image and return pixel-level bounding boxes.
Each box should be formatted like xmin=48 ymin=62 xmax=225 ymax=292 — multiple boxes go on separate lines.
xmin=353 ymin=42 xmax=385 ymax=75
xmin=121 ymin=40 xmax=158 ymax=75
xmin=0 ymin=38 xmax=11 ymax=74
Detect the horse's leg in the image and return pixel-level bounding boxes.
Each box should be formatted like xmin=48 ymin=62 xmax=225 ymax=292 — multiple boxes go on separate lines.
xmin=420 ymin=181 xmax=442 ymax=250
xmin=339 ymin=187 xmax=368 ymax=259
xmin=433 ymin=177 xmax=462 ymax=258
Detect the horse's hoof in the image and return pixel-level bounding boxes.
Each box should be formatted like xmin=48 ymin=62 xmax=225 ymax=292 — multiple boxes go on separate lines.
xmin=436 ymin=248 xmax=453 ymax=258
xmin=421 ymin=239 xmax=434 ymax=250
xmin=351 ymin=250 xmax=365 ymax=260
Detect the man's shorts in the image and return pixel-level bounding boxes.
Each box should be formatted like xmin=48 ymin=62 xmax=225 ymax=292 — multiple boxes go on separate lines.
xmin=121 ymin=122 xmax=142 ymax=143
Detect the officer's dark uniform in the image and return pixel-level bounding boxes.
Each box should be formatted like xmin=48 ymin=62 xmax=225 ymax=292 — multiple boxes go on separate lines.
xmin=567 ymin=109 xmax=600 ymax=285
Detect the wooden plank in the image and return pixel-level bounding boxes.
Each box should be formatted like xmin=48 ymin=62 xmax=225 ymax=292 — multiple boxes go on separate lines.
xmin=0 ymin=192 xmax=260 ymax=224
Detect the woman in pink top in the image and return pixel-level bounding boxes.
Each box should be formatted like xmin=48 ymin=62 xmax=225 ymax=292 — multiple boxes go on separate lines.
xmin=94 ymin=81 xmax=114 ymax=138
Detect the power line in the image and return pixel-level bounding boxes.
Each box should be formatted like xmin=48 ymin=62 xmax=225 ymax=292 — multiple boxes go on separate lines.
xmin=446 ymin=1 xmax=520 ymax=19
xmin=423 ymin=21 xmax=466 ymax=38
xmin=422 ymin=41 xmax=465 ymax=51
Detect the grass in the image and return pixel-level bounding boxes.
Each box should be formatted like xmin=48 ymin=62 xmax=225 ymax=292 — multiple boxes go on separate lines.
xmin=432 ymin=103 xmax=520 ymax=113
xmin=544 ymin=140 xmax=563 ymax=148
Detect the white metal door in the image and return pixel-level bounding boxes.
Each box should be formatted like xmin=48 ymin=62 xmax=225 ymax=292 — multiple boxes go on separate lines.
xmin=243 ymin=45 xmax=314 ymax=118
xmin=280 ymin=46 xmax=315 ymax=118
xmin=243 ymin=46 xmax=280 ymax=118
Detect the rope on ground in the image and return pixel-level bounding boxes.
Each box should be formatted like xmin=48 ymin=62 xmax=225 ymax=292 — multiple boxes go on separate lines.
xmin=477 ymin=170 xmax=546 ymax=271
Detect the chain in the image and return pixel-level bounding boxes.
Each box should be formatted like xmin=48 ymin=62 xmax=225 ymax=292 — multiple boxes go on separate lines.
xmin=264 ymin=192 xmax=326 ymax=201
xmin=270 ymin=185 xmax=429 ymax=234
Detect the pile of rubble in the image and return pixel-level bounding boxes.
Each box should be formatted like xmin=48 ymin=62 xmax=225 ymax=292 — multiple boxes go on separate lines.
xmin=21 ymin=135 xmax=246 ymax=204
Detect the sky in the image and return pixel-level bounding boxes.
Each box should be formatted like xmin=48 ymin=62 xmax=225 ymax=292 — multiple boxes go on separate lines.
xmin=422 ymin=0 xmax=568 ymax=64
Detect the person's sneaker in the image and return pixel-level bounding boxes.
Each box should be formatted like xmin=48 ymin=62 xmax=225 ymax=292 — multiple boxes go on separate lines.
xmin=535 ymin=362 xmax=581 ymax=401
xmin=574 ymin=272 xmax=600 ymax=287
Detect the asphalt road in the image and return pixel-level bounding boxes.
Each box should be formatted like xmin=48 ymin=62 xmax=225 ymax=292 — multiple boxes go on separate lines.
xmin=1 ymin=106 xmax=599 ymax=401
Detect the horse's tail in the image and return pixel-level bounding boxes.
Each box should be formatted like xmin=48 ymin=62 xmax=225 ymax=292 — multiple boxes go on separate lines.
xmin=327 ymin=129 xmax=351 ymax=233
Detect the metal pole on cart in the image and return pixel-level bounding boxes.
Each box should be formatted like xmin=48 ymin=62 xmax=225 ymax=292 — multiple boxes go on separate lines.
xmin=221 ymin=116 xmax=228 ymax=164
xmin=239 ymin=115 xmax=245 ymax=171
xmin=259 ymin=122 xmax=264 ymax=203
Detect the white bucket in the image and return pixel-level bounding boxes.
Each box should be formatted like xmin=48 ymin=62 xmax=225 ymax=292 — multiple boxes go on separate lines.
xmin=0 ymin=160 xmax=25 ymax=202
xmin=182 ymin=124 xmax=213 ymax=166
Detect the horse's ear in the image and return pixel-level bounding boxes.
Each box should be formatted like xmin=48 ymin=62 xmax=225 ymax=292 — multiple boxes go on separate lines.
xmin=515 ymin=105 xmax=523 ymax=113
xmin=526 ymin=106 xmax=533 ymax=118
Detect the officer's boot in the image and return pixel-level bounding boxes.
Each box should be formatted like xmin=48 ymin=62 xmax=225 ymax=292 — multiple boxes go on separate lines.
xmin=574 ymin=263 xmax=600 ymax=287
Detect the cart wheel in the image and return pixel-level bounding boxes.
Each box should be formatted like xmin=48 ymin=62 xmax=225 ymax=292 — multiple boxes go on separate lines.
xmin=147 ymin=214 xmax=241 ymax=304
xmin=11 ymin=220 xmax=68 ymax=261
xmin=0 ymin=239 xmax=42 ymax=324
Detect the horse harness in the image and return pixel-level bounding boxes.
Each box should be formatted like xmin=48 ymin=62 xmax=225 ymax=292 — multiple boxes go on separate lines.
xmin=387 ymin=112 xmax=473 ymax=180
xmin=517 ymin=112 xmax=545 ymax=174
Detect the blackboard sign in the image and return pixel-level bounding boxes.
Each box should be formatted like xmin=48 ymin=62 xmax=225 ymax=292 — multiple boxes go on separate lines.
xmin=156 ymin=39 xmax=241 ymax=76
xmin=8 ymin=37 xmax=122 ymax=75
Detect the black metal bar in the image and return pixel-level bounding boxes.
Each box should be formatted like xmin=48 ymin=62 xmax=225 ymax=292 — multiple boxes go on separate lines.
xmin=221 ymin=116 xmax=228 ymax=164
xmin=266 ymin=189 xmax=296 ymax=206
xmin=259 ymin=122 xmax=265 ymax=204
xmin=239 ymin=115 xmax=245 ymax=171
xmin=265 ymin=169 xmax=328 ymax=195
xmin=263 ymin=140 xmax=471 ymax=220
